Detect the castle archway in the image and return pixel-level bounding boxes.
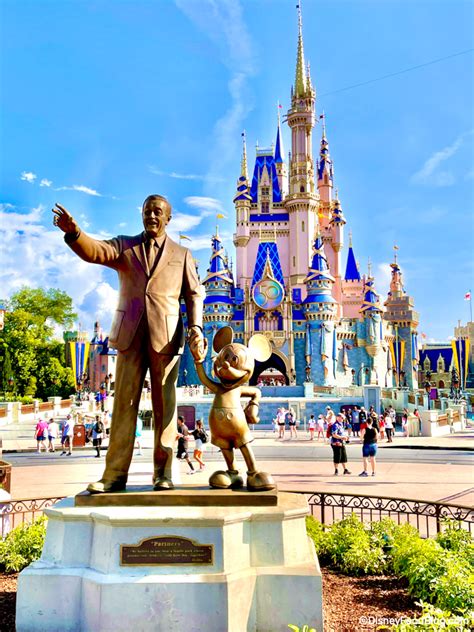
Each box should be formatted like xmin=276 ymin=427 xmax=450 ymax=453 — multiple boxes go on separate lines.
xmin=250 ymin=351 xmax=289 ymax=386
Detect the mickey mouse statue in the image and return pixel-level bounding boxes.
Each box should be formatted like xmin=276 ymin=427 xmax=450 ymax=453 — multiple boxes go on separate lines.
xmin=193 ymin=326 xmax=276 ymax=492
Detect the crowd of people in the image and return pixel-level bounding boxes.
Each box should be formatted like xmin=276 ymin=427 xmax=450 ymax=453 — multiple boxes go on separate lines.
xmin=271 ymin=403 xmax=416 ymax=478
xmin=33 ymin=413 xmax=210 ymax=470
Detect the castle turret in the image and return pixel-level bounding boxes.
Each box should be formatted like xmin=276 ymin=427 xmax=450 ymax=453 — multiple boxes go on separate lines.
xmin=233 ymin=132 xmax=252 ymax=285
xmin=286 ymin=2 xmax=319 ymax=288
xmin=328 ymin=190 xmax=346 ymax=310
xmin=304 ymin=227 xmax=338 ymax=385
xmin=383 ymin=247 xmax=420 ymax=389
xmin=359 ymin=266 xmax=384 ymax=384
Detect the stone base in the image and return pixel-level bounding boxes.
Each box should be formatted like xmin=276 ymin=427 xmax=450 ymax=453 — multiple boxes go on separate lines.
xmin=16 ymin=492 xmax=323 ymax=632
xmin=75 ymin=484 xmax=278 ymax=507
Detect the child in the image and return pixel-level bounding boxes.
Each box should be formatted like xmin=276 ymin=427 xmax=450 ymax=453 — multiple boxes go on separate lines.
xmin=308 ymin=415 xmax=316 ymax=440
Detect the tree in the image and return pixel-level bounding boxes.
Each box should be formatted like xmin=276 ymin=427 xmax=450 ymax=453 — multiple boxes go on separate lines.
xmin=0 ymin=287 xmax=77 ymax=400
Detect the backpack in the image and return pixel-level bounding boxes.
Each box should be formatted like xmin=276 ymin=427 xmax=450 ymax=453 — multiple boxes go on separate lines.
xmin=200 ymin=430 xmax=208 ymax=444
xmin=326 ymin=423 xmax=333 ymax=439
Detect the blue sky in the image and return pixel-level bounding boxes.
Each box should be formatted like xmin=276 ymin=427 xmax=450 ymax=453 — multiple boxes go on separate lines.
xmin=1 ymin=0 xmax=473 ymax=341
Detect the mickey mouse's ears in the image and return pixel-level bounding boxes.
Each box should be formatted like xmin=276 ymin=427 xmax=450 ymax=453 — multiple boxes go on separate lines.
xmin=248 ymin=334 xmax=272 ymax=362
xmin=212 ymin=326 xmax=234 ymax=352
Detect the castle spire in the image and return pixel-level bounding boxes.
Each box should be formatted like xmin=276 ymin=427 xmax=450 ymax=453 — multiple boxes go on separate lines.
xmin=317 ymin=114 xmax=333 ymax=183
xmin=233 ymin=131 xmax=252 ymax=204
xmin=241 ymin=130 xmax=248 ymax=180
xmin=274 ymin=103 xmax=284 ymax=163
xmin=294 ymin=2 xmax=307 ymax=98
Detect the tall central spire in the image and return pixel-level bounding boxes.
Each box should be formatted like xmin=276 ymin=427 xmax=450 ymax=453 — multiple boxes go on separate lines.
xmin=294 ymin=2 xmax=307 ymax=98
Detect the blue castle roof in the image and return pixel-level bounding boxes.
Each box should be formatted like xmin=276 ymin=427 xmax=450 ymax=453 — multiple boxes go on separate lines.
xmin=360 ymin=278 xmax=382 ymax=313
xmin=275 ymin=120 xmax=284 ymax=163
xmin=345 ymin=245 xmax=361 ymax=281
xmin=249 ymin=154 xmax=282 ymax=203
xmin=203 ymin=235 xmax=233 ymax=285
xmin=305 ymin=234 xmax=335 ymax=282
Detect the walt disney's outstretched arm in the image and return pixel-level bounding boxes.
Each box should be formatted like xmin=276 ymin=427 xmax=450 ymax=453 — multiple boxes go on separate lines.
xmin=52 ymin=203 xmax=120 ymax=267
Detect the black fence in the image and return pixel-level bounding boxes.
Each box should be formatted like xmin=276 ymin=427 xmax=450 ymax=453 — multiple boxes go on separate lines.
xmin=291 ymin=490 xmax=474 ymax=538
xmin=1 ymin=492 xmax=473 ymax=540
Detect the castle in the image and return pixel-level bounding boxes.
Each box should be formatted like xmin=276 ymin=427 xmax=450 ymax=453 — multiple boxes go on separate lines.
xmin=179 ymin=4 xmax=420 ymax=394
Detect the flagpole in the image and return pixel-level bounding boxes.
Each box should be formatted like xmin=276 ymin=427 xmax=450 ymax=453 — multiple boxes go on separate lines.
xmin=470 ymin=289 xmax=473 ymax=323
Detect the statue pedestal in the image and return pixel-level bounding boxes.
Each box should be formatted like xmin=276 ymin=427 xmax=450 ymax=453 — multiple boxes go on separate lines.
xmin=16 ymin=489 xmax=323 ymax=632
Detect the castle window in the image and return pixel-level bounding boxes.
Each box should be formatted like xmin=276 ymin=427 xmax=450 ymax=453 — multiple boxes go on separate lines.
xmin=293 ymin=256 xmax=296 ymax=267
xmin=302 ymin=221 xmax=305 ymax=232
xmin=300 ymin=186 xmax=305 ymax=193
xmin=261 ymin=202 xmax=270 ymax=213
xmin=261 ymin=187 xmax=270 ymax=197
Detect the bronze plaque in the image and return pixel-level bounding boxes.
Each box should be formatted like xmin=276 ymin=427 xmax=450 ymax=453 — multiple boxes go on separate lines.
xmin=120 ymin=535 xmax=213 ymax=566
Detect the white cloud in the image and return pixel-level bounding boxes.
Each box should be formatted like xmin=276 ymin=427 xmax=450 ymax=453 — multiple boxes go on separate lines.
xmin=56 ymin=184 xmax=102 ymax=196
xmin=411 ymin=135 xmax=464 ymax=186
xmin=0 ymin=203 xmax=14 ymax=212
xmin=78 ymin=282 xmax=119 ymax=332
xmin=20 ymin=171 xmax=37 ymax=183
xmin=149 ymin=166 xmax=224 ymax=183
xmin=184 ymin=196 xmax=225 ymax=214
xmin=118 ymin=222 xmax=127 ymax=228
xmin=0 ymin=203 xmax=118 ymax=333
xmin=40 ymin=178 xmax=52 ymax=187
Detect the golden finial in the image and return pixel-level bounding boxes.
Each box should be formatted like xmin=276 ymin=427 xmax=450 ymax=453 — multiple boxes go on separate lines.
xmin=349 ymin=229 xmax=353 ymax=247
xmin=393 ymin=243 xmax=399 ymax=264
xmin=241 ymin=130 xmax=248 ymax=179
xmin=368 ymin=257 xmax=372 ymax=278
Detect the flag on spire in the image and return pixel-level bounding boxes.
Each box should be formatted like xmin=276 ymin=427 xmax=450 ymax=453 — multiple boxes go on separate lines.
xmin=464 ymin=291 xmax=471 ymax=300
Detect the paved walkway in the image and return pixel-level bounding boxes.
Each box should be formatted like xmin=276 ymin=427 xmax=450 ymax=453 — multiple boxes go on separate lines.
xmin=4 ymin=428 xmax=473 ymax=506
xmin=2 ymin=427 xmax=474 ymax=453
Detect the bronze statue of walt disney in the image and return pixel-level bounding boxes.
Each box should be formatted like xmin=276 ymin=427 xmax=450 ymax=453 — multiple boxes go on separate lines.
xmin=53 ymin=195 xmax=207 ymax=494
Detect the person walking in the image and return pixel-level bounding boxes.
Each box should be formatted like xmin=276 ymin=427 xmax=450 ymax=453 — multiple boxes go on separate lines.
xmin=135 ymin=415 xmax=143 ymax=455
xmin=402 ymin=408 xmax=409 ymax=437
xmin=287 ymin=409 xmax=298 ymax=439
xmin=384 ymin=409 xmax=394 ymax=442
xmin=190 ymin=419 xmax=207 ymax=470
xmin=92 ymin=415 xmax=105 ymax=457
xmin=47 ymin=418 xmax=59 ymax=452
xmin=177 ymin=416 xmax=195 ymax=474
xmin=316 ymin=414 xmax=325 ymax=441
xmin=60 ymin=415 xmax=74 ymax=456
xmin=330 ymin=413 xmax=351 ymax=476
xmin=276 ymin=407 xmax=286 ymax=439
xmin=35 ymin=418 xmax=48 ymax=453
xmin=351 ymin=406 xmax=361 ymax=438
xmin=307 ymin=415 xmax=316 ymax=440
xmin=359 ymin=417 xmax=379 ymax=477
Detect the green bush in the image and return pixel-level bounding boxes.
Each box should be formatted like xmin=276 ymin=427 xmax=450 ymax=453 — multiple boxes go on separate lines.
xmin=390 ymin=524 xmax=473 ymax=614
xmin=306 ymin=513 xmax=387 ymax=575
xmin=306 ymin=514 xmax=474 ymax=615
xmin=0 ymin=516 xmax=47 ymax=572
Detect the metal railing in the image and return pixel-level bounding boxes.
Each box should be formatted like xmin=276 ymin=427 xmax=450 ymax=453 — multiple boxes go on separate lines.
xmin=1 ymin=497 xmax=65 ymax=538
xmin=2 ymin=492 xmax=473 ymax=540
xmin=291 ymin=491 xmax=474 ymax=538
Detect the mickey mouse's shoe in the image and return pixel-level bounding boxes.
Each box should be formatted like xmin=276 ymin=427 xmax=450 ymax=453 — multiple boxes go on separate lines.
xmin=246 ymin=471 xmax=276 ymax=492
xmin=209 ymin=469 xmax=244 ymax=489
